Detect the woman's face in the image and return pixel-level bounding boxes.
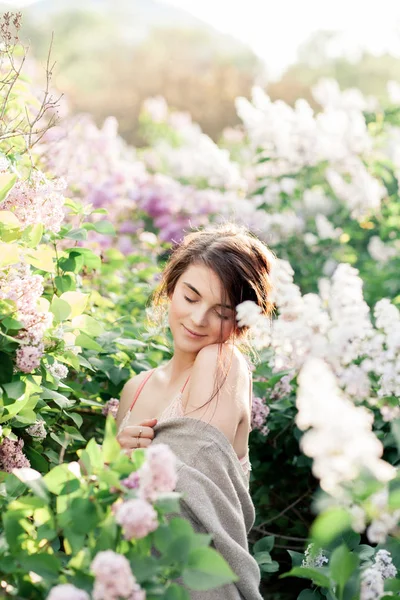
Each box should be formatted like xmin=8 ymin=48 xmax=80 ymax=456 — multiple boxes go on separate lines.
xmin=168 ymin=263 xmax=236 ymax=353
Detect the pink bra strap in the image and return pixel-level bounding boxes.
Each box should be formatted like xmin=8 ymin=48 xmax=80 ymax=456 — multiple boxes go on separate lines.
xmin=129 ymin=369 xmax=155 ymax=411
xmin=180 ymin=375 xmax=190 ymax=394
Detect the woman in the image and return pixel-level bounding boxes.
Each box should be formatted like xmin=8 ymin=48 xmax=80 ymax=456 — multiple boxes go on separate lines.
xmin=116 ymin=223 xmax=274 ymax=599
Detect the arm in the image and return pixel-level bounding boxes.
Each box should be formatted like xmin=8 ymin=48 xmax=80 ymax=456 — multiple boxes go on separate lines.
xmin=183 ymin=344 xmax=249 ymax=445
xmin=116 ymin=373 xmax=157 ymax=450
xmin=115 ymin=374 xmax=142 ymax=429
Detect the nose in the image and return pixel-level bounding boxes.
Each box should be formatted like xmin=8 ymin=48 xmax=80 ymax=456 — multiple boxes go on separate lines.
xmin=190 ymin=305 xmax=208 ymax=328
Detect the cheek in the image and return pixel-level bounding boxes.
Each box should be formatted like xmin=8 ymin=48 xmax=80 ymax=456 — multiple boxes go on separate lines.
xmin=168 ymin=293 xmax=187 ymax=323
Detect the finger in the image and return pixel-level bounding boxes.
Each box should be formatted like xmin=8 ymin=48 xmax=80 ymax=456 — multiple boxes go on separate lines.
xmin=122 ymin=426 xmax=155 ymax=440
xmin=139 ymin=418 xmax=158 ymax=426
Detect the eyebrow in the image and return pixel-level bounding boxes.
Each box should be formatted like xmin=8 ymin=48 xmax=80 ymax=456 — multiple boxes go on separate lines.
xmin=183 ymin=282 xmax=234 ymax=310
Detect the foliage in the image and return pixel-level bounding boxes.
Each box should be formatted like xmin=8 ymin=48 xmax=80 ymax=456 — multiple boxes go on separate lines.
xmin=3 ymin=12 xmax=400 ymax=600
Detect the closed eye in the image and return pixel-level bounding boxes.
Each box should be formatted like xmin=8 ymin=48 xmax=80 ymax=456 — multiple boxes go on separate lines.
xmin=215 ymin=309 xmax=230 ymax=321
xmin=184 ymin=296 xmax=196 ymax=303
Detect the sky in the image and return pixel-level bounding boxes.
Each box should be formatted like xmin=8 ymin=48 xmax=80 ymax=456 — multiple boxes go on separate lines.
xmin=157 ymin=0 xmax=400 ymax=78
xmin=4 ymin=0 xmax=400 ymax=79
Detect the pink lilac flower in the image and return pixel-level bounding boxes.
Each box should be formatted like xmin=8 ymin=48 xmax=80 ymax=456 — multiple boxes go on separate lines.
xmin=47 ymin=584 xmax=90 ymax=600
xmin=102 ymin=398 xmax=119 ymax=418
xmin=121 ymin=471 xmax=140 ymax=490
xmin=0 ymin=263 xmax=52 ymax=351
xmin=0 ymin=437 xmax=30 ymax=472
xmin=2 ymin=170 xmax=66 ymax=233
xmin=138 ymin=443 xmax=178 ymax=502
xmin=15 ymin=344 xmax=44 ymax=373
xmin=128 ymin=587 xmax=146 ymax=600
xmin=90 ymin=550 xmax=137 ymax=600
xmin=251 ymin=396 xmax=270 ymax=436
xmin=115 ymin=498 xmax=158 ymax=540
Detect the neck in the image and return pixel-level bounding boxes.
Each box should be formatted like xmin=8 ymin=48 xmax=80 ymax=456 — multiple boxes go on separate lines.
xmin=166 ymin=346 xmax=196 ymax=383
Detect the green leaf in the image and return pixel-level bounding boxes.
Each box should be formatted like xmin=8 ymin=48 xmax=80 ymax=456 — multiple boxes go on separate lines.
xmin=260 ymin=560 xmax=279 ymax=573
xmin=54 ymin=274 xmax=76 ymax=293
xmin=12 ymin=468 xmax=49 ymax=502
xmin=311 ymin=508 xmax=352 ymax=546
xmin=19 ymin=553 xmax=60 ymax=580
xmin=72 ymin=315 xmax=105 ymax=336
xmin=154 ymin=493 xmax=181 ymax=515
xmin=102 ymin=416 xmax=121 ymax=463
xmin=287 ymin=550 xmax=306 ymax=568
xmin=0 ymin=173 xmax=17 ymax=202
xmin=2 ymin=379 xmax=25 ymax=399
xmin=391 ymin=419 xmax=400 ymax=455
xmin=92 ymin=220 xmax=115 ymax=235
xmin=330 ymin=544 xmax=359 ymax=598
xmin=70 ymin=497 xmax=100 ymax=534
xmin=280 ymin=566 xmax=331 ymax=587
xmin=253 ymin=535 xmax=275 ymax=553
xmin=65 ymin=247 xmax=101 ymax=271
xmin=254 ymin=551 xmax=273 ymax=565
xmin=0 ymin=352 xmax=13 ymax=384
xmin=297 ymin=590 xmax=324 ymax=600
xmin=1 ymin=316 xmax=24 ymax=330
xmin=75 ymin=332 xmax=103 ymax=351
xmin=164 ymin=584 xmax=191 ymax=600
xmin=183 ymin=547 xmax=238 ymax=591
xmin=21 ymin=223 xmax=43 ymax=247
xmin=43 ymin=463 xmax=81 ymax=495
xmin=65 ymin=411 xmax=83 ymax=428
xmin=41 ymin=387 xmax=75 ymax=408
xmin=25 ymin=245 xmax=56 ymax=273
xmin=50 ymin=296 xmax=71 ymax=322
xmin=79 ymin=438 xmax=104 ymax=474
xmin=65 ymin=228 xmax=88 ymax=241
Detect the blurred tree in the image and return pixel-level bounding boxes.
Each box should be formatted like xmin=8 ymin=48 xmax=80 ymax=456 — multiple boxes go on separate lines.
xmin=268 ymin=30 xmax=400 ymax=108
xmin=18 ymin=1 xmax=263 ymax=144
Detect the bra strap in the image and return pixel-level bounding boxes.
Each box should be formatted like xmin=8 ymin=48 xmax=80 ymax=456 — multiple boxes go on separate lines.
xmin=180 ymin=375 xmax=190 ymax=394
xmin=129 ymin=369 xmax=155 ymax=411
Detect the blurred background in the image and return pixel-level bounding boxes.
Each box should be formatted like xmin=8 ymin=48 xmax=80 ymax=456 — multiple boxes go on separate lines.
xmin=3 ymin=0 xmax=400 ymax=145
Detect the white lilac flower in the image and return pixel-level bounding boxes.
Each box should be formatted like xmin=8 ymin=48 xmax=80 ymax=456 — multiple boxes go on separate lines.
xmin=296 ymin=358 xmax=396 ymax=497
xmin=366 ymin=487 xmax=400 ymax=545
xmin=26 ymin=420 xmax=47 ymax=440
xmin=360 ymin=567 xmax=384 ymax=600
xmin=373 ymin=549 xmax=397 ymax=579
xmin=388 ymin=80 xmax=400 ymax=105
xmin=302 ymin=543 xmax=329 ymax=568
xmin=326 ymin=160 xmax=386 ymax=222
xmin=368 ymin=236 xmax=398 ymax=264
xmin=47 ymin=361 xmax=69 ymax=380
xmin=236 ymin=301 xmax=263 ymax=328
xmin=315 ymin=214 xmax=342 ymax=240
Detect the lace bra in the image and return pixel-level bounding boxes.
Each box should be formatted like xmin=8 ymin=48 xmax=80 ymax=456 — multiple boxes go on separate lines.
xmin=118 ymin=369 xmax=252 ymax=476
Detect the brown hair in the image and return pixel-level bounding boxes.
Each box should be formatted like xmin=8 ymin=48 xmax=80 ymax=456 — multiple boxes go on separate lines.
xmin=151 ymin=222 xmax=275 ymax=411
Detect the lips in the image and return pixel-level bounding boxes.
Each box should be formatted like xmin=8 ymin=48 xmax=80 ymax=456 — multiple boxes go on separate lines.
xmin=183 ymin=325 xmax=207 ymax=338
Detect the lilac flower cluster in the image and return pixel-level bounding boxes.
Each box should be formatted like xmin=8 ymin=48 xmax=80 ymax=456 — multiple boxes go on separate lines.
xmin=102 ymin=398 xmax=119 ymax=419
xmin=26 ymin=420 xmax=47 ymax=440
xmin=251 ymin=396 xmax=270 ymax=436
xmin=2 ymin=170 xmax=66 ymax=233
xmin=0 ymin=437 xmax=30 ymax=472
xmin=115 ymin=498 xmax=158 ymax=540
xmin=91 ymin=550 xmax=145 ymax=600
xmin=0 ymin=262 xmax=52 ymax=372
xmin=47 ymin=584 xmax=89 ymax=600
xmin=138 ymin=443 xmax=177 ymax=502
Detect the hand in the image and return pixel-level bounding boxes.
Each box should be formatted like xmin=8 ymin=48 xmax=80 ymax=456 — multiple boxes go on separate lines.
xmin=117 ymin=418 xmax=158 ymax=453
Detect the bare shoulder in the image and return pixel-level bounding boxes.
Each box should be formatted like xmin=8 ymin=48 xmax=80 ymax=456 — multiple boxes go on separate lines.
xmin=184 ymin=344 xmax=249 ymax=443
xmin=116 ymin=370 xmax=151 ymax=428
xmin=193 ymin=343 xmax=249 ymax=378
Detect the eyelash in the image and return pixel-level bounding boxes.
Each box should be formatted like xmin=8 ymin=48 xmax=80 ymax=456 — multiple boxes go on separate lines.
xmin=184 ymin=296 xmax=229 ymax=321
